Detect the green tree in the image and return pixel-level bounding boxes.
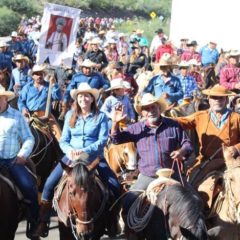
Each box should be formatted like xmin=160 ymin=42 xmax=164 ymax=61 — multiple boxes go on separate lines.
xmin=0 ymin=7 xmax=20 ymax=36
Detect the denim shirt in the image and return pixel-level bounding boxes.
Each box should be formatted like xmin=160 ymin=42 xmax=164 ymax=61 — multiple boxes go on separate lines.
xmin=144 ymin=73 xmax=183 ymax=104
xmin=59 ymin=110 xmax=108 ymax=165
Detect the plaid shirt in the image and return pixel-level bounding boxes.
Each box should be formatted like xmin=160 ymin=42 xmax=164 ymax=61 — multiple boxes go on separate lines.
xmin=178 ymin=74 xmax=198 ymax=102
xmin=111 ymin=117 xmax=192 ymax=178
xmin=0 ymin=106 xmax=34 ymax=159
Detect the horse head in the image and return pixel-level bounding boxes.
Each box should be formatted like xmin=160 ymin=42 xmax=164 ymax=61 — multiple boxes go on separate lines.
xmin=222 ymin=145 xmax=240 ymax=223
xmin=67 ymin=159 xmax=105 ymax=240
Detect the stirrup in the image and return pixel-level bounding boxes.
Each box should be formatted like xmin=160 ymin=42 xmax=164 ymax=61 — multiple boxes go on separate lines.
xmin=38 ymin=221 xmax=50 ymax=238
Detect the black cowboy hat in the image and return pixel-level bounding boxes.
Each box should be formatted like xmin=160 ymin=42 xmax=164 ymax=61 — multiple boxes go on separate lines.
xmin=155 ymin=28 xmax=163 ymax=34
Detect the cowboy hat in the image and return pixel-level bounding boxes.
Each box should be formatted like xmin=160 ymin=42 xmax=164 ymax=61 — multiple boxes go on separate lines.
xmin=70 ymin=82 xmax=99 ymax=101
xmin=106 ymin=78 xmax=126 ymax=91
xmin=187 ymin=40 xmax=198 ymax=47
xmin=98 ymin=30 xmax=105 ymax=35
xmin=118 ymin=32 xmax=125 ymax=38
xmin=156 ymin=168 xmax=174 ymax=178
xmin=202 ymin=84 xmax=236 ymax=97
xmin=227 ymin=50 xmax=240 ymax=57
xmin=0 ymin=41 xmax=9 ymax=48
xmin=188 ymin=59 xmax=201 ymax=66
xmin=11 ymin=31 xmax=18 ymax=37
xmin=0 ymin=85 xmax=15 ymax=101
xmin=136 ymin=29 xmax=144 ymax=34
xmin=178 ymin=61 xmax=189 ymax=68
xmin=12 ymin=54 xmax=29 ymax=64
xmin=90 ymin=38 xmax=101 ymax=45
xmin=158 ymin=53 xmax=173 ymax=66
xmin=31 ymin=64 xmax=47 ymax=75
xmin=134 ymin=93 xmax=167 ymax=115
xmin=80 ymin=59 xmax=95 ymax=68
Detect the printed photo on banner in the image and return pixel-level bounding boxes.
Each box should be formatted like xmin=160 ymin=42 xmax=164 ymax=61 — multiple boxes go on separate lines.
xmin=37 ymin=3 xmax=81 ymax=67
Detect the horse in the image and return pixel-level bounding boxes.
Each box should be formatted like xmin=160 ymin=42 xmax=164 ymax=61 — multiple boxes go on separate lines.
xmin=105 ymin=142 xmax=138 ymax=179
xmin=53 ymin=158 xmax=111 ymax=240
xmin=0 ymin=174 xmax=19 ymax=240
xmin=123 ymin=178 xmax=209 ymax=240
xmin=200 ymin=65 xmax=218 ymax=89
xmin=205 ymin=145 xmax=240 ymax=240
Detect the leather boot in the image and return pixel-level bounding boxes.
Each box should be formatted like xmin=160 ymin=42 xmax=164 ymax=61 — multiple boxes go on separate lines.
xmin=32 ymin=201 xmax=52 ymax=238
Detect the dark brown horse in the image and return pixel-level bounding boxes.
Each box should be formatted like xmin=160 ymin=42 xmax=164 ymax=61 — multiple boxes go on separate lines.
xmin=200 ymin=65 xmax=218 ymax=89
xmin=54 ymin=159 xmax=111 ymax=240
xmin=0 ymin=174 xmax=19 ymax=240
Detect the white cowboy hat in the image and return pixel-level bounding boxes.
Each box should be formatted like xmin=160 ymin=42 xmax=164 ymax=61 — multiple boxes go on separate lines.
xmin=0 ymin=85 xmax=15 ymax=101
xmin=106 ymin=78 xmax=126 ymax=91
xmin=227 ymin=50 xmax=240 ymax=57
xmin=11 ymin=31 xmax=18 ymax=37
xmin=118 ymin=33 xmax=125 ymax=38
xmin=136 ymin=29 xmax=144 ymax=34
xmin=134 ymin=93 xmax=167 ymax=115
xmin=12 ymin=54 xmax=29 ymax=64
xmin=202 ymin=84 xmax=236 ymax=97
xmin=80 ymin=59 xmax=95 ymax=68
xmin=107 ymin=39 xmax=117 ymax=45
xmin=90 ymin=38 xmax=101 ymax=45
xmin=123 ymin=81 xmax=131 ymax=89
xmin=188 ymin=59 xmax=201 ymax=66
xmin=178 ymin=61 xmax=189 ymax=68
xmin=31 ymin=64 xmax=47 ymax=75
xmin=70 ymin=82 xmax=99 ymax=101
xmin=0 ymin=41 xmax=9 ymax=48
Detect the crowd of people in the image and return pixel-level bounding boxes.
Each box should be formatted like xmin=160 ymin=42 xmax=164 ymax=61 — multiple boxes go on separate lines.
xmin=1 ymin=14 xmax=240 ymax=239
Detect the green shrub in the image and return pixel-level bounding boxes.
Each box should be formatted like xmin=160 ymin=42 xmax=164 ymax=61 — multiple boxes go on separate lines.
xmin=0 ymin=7 xmax=20 ymax=36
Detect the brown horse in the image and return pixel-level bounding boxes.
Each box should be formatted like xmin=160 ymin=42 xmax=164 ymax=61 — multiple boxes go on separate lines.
xmin=53 ymin=159 xmax=111 ymax=240
xmin=105 ymin=142 xmax=138 ymax=181
xmin=206 ymin=145 xmax=240 ymax=240
xmin=200 ymin=65 xmax=218 ymax=89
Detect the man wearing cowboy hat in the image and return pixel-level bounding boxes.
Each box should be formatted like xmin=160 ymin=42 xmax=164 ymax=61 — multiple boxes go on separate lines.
xmin=111 ymin=93 xmax=192 ymax=213
xmin=85 ymin=37 xmax=108 ymax=70
xmin=18 ymin=64 xmax=62 ymax=141
xmin=46 ymin=17 xmax=68 ymax=52
xmin=63 ymin=59 xmax=110 ymax=105
xmin=150 ymin=28 xmax=166 ymax=57
xmin=7 ymin=31 xmax=24 ymax=55
xmin=144 ymin=53 xmax=183 ymax=106
xmin=9 ymin=54 xmax=31 ymax=94
xmin=0 ymin=85 xmax=39 ymax=238
xmin=220 ymin=50 xmax=240 ymax=92
xmin=199 ymin=41 xmax=219 ymax=67
xmin=175 ymin=84 xmax=240 ymax=185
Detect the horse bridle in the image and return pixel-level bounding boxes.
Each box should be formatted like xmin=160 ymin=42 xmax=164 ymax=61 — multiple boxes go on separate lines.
xmin=67 ymin=178 xmax=108 ymax=239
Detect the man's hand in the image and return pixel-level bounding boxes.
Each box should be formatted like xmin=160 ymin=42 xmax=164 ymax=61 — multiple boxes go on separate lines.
xmin=22 ymin=108 xmax=30 ymax=118
xmin=67 ymin=150 xmax=83 ymax=161
xmin=112 ymin=104 xmax=127 ymax=123
xmin=15 ymin=155 xmax=27 ymax=165
xmin=170 ymin=149 xmax=184 ymax=172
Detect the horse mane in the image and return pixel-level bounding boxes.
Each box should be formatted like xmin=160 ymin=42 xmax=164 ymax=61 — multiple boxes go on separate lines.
xmin=159 ymin=184 xmax=207 ymax=239
xmin=72 ymin=163 xmax=92 ymax=189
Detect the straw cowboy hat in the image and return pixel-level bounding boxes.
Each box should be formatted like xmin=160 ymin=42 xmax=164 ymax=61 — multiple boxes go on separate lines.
xmin=106 ymin=78 xmax=126 ymax=91
xmin=31 ymin=64 xmax=47 ymax=75
xmin=70 ymin=82 xmax=99 ymax=101
xmin=80 ymin=59 xmax=95 ymax=68
xmin=136 ymin=29 xmax=144 ymax=34
xmin=90 ymin=38 xmax=101 ymax=45
xmin=158 ymin=53 xmax=173 ymax=66
xmin=134 ymin=93 xmax=167 ymax=115
xmin=0 ymin=41 xmax=9 ymax=48
xmin=12 ymin=54 xmax=29 ymax=64
xmin=202 ymin=84 xmax=236 ymax=97
xmin=0 ymin=85 xmax=15 ymax=101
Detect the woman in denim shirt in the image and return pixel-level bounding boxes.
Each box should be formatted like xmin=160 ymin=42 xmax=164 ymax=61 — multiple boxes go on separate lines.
xmin=34 ymin=82 xmax=121 ymax=238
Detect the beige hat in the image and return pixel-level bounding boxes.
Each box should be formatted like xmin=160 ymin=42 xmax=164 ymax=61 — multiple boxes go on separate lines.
xmin=80 ymin=59 xmax=95 ymax=68
xmin=90 ymin=38 xmax=101 ymax=45
xmin=106 ymin=78 xmax=126 ymax=91
xmin=70 ymin=82 xmax=99 ymax=101
xmin=0 ymin=41 xmax=9 ymax=48
xmin=156 ymin=168 xmax=174 ymax=178
xmin=188 ymin=59 xmax=201 ymax=66
xmin=31 ymin=64 xmax=47 ymax=75
xmin=12 ymin=54 xmax=29 ymax=64
xmin=11 ymin=31 xmax=18 ymax=37
xmin=98 ymin=30 xmax=105 ymax=35
xmin=0 ymin=85 xmax=15 ymax=101
xmin=134 ymin=93 xmax=167 ymax=115
xmin=202 ymin=84 xmax=236 ymax=97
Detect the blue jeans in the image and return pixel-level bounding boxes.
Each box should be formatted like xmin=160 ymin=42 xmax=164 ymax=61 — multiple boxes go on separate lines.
xmin=0 ymin=158 xmax=39 ymax=222
xmin=42 ymin=157 xmax=121 ymax=201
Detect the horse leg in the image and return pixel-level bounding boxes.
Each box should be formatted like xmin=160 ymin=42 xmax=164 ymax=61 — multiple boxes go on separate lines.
xmin=59 ymin=221 xmax=75 ymax=240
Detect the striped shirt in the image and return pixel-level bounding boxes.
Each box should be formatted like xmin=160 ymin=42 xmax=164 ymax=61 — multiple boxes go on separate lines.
xmin=0 ymin=106 xmax=34 ymax=159
xmin=111 ymin=117 xmax=192 ymax=178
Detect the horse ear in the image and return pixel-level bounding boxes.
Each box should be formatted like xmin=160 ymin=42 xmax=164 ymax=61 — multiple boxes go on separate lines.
xmin=87 ymin=157 xmax=100 ymax=172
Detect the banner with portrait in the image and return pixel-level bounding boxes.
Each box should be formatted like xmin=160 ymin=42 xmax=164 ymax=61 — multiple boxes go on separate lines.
xmin=37 ymin=3 xmax=81 ymax=67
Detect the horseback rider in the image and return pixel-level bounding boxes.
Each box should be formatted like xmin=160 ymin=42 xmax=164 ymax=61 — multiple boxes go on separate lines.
xmin=110 ymin=93 xmax=193 ymax=218
xmin=175 ymin=84 xmax=240 ymax=186
xmin=0 ymin=86 xmax=38 ymax=238
xmin=33 ymin=83 xmax=121 ymax=238
xmin=17 ymin=64 xmax=62 ymax=141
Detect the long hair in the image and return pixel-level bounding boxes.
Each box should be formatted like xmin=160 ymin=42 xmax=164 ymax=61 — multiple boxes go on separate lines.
xmin=69 ymin=93 xmax=99 ymax=128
